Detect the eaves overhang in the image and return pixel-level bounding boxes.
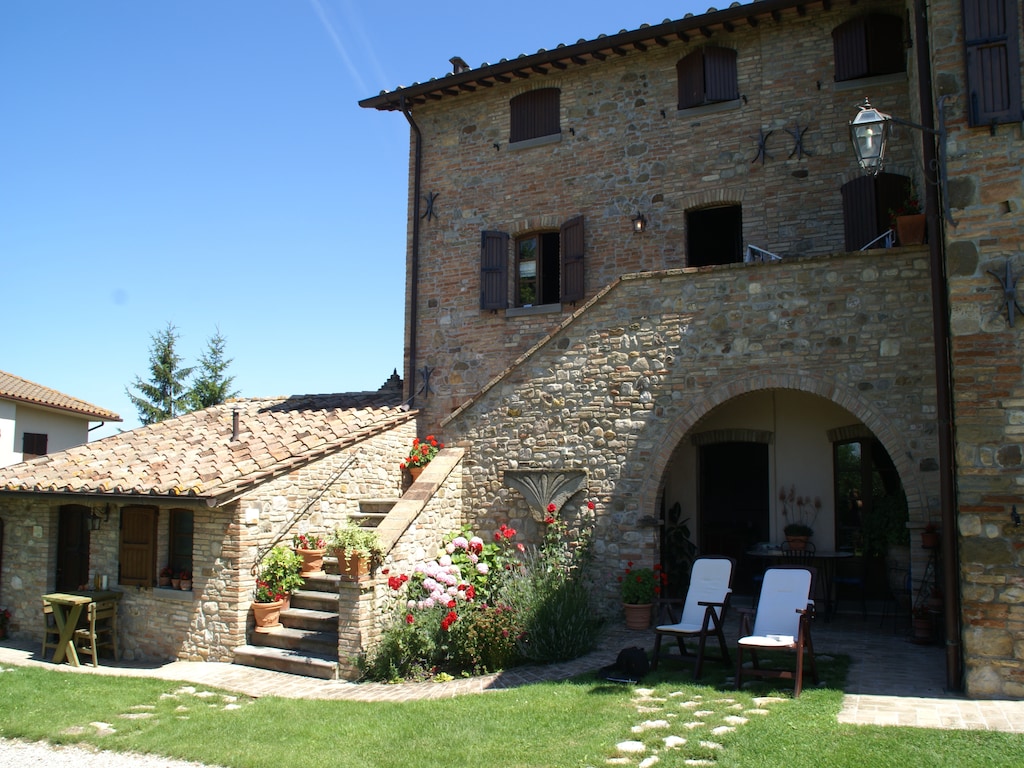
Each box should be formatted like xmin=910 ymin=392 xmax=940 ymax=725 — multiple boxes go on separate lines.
xmin=359 ymin=0 xmax=831 ymax=112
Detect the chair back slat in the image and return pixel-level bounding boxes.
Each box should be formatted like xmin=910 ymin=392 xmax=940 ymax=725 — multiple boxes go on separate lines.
xmin=680 ymin=556 xmax=733 ymax=626
xmin=751 ymin=567 xmax=813 ymax=639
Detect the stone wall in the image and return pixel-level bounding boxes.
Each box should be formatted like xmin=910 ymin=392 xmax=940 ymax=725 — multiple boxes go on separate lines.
xmin=927 ymin=0 xmax=1024 ymax=697
xmin=445 ymin=249 xmax=940 ymax=613
xmin=401 ymin=0 xmax=914 ymax=433
xmin=337 ymin=448 xmax=466 ymax=679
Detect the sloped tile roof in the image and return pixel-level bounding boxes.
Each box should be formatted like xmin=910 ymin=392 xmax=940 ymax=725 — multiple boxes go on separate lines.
xmin=0 ymin=369 xmax=121 ymax=422
xmin=359 ymin=0 xmax=811 ymax=111
xmin=0 ymin=392 xmax=414 ymax=504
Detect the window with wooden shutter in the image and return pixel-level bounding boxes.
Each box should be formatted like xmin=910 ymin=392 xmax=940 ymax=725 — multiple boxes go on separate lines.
xmin=963 ymin=0 xmax=1022 ymax=127
xmin=677 ymin=48 xmax=738 ymax=109
xmin=169 ymin=508 xmax=194 ymax=575
xmin=480 ymin=231 xmax=509 ymax=310
xmin=832 ymin=14 xmax=905 ymax=82
xmin=841 ymin=172 xmax=910 ymax=251
xmin=560 ymin=215 xmax=585 ymax=303
xmin=119 ymin=506 xmax=158 ymax=587
xmin=509 ymin=88 xmax=560 ymax=143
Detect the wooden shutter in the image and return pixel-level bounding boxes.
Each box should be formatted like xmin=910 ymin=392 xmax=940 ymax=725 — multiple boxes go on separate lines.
xmin=833 ymin=15 xmax=904 ymax=82
xmin=560 ymin=215 xmax=585 ymax=303
xmin=510 ymin=88 xmax=560 ymax=143
xmin=480 ymin=230 xmax=509 ymax=310
xmin=119 ymin=506 xmax=158 ymax=587
xmin=964 ymin=0 xmax=1022 ymax=127
xmin=704 ymin=48 xmax=739 ymax=103
xmin=841 ymin=172 xmax=910 ymax=250
xmin=22 ymin=432 xmax=47 ymax=456
xmin=677 ymin=51 xmax=706 ymax=109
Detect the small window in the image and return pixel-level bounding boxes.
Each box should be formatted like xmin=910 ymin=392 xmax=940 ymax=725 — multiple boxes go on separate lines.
xmin=686 ymin=206 xmax=743 ymax=266
xmin=22 ymin=432 xmax=47 ymax=457
xmin=677 ymin=48 xmax=738 ymax=110
xmin=963 ymin=0 xmax=1022 ymax=127
xmin=517 ymin=232 xmax=560 ymax=306
xmin=480 ymin=216 xmax=584 ymax=310
xmin=510 ymin=88 xmax=560 ymax=143
xmin=832 ymin=14 xmax=905 ymax=82
xmin=169 ymin=509 xmax=194 ymax=576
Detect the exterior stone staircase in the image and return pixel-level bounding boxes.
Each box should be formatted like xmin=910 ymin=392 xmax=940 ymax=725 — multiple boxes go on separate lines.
xmin=232 ymin=498 xmax=400 ymax=680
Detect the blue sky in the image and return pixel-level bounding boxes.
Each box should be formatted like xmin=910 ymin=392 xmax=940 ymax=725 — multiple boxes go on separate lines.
xmin=1 ymin=1 xmax=707 ymax=438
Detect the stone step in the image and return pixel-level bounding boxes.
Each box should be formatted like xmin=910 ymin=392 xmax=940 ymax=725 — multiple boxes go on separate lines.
xmin=249 ymin=625 xmax=337 ymax=656
xmin=348 ymin=511 xmax=387 ymax=528
xmin=281 ymin=607 xmax=338 ymax=632
xmin=300 ymin=573 xmax=342 ymax=593
xmin=356 ymin=497 xmax=400 ymax=519
xmin=291 ymin=589 xmax=339 ymax=612
xmin=232 ymin=644 xmax=338 ymax=680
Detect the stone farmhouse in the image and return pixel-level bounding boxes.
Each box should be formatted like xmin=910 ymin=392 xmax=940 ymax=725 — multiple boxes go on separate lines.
xmin=358 ymin=0 xmax=1024 ymax=698
xmin=0 ymin=0 xmax=1020 ymax=699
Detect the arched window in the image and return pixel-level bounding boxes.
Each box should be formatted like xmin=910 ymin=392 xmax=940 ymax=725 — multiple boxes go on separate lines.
xmin=832 ymin=14 xmax=905 ymax=82
xmin=677 ymin=48 xmax=738 ymax=110
xmin=509 ymin=88 xmax=560 ymax=143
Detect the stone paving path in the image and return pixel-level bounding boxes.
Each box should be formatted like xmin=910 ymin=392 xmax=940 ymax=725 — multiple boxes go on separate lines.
xmin=3 ymin=613 xmax=1023 ymax=733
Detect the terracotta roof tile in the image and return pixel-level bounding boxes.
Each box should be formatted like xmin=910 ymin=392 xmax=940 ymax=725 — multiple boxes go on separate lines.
xmin=0 ymin=391 xmax=414 ymax=503
xmin=0 ymin=369 xmax=121 ymax=422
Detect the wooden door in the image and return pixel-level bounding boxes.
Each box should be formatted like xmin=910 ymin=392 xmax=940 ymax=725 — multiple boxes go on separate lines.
xmin=698 ymin=442 xmax=769 ymax=594
xmin=56 ymin=505 xmax=91 ymax=591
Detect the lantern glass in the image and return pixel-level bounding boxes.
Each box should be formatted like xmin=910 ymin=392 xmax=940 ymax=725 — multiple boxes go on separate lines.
xmin=850 ymin=100 xmax=892 ymax=176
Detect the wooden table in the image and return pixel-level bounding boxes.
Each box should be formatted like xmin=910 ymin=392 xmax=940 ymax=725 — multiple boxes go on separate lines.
xmin=42 ymin=590 xmax=121 ymax=666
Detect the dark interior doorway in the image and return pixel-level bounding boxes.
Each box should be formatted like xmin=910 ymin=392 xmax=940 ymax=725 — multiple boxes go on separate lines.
xmin=699 ymin=442 xmax=769 ymax=594
xmin=687 ymin=205 xmax=743 ymax=266
xmin=56 ymin=505 xmax=91 ymax=591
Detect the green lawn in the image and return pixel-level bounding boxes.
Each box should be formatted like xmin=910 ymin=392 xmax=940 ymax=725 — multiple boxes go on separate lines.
xmin=0 ymin=658 xmax=1021 ymax=768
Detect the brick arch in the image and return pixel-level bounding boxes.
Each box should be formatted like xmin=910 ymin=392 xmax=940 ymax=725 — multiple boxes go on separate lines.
xmin=509 ymin=215 xmax=564 ymax=235
xmin=636 ymin=373 xmax=929 ymax=524
xmin=681 ymin=188 xmax=745 ymax=211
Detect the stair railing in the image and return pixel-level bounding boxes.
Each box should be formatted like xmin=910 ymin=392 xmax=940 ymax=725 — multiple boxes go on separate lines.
xmin=250 ymin=452 xmax=359 ymax=575
xmin=859 ymin=230 xmax=895 ymax=250
xmin=745 ymin=244 xmax=782 ymax=263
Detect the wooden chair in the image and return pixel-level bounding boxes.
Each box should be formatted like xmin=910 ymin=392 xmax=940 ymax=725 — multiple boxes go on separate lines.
xmin=651 ymin=556 xmax=734 ymax=678
xmin=73 ymin=600 xmax=119 ymax=666
xmin=735 ymin=566 xmax=818 ymax=697
xmin=41 ymin=600 xmax=61 ymax=658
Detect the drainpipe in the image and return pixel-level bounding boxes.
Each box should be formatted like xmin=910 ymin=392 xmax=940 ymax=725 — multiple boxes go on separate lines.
xmin=913 ymin=0 xmax=962 ymax=692
xmin=401 ymin=95 xmax=422 ymax=410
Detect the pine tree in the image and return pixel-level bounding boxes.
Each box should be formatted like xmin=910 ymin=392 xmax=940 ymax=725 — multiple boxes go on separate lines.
xmin=188 ymin=328 xmax=238 ymax=410
xmin=125 ymin=323 xmax=195 ymax=425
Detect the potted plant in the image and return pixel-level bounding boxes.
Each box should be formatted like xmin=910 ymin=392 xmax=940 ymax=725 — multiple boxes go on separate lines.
xmin=292 ymin=532 xmax=328 ymax=577
xmin=911 ymin=605 xmax=934 ymax=644
xmin=779 ymin=485 xmax=821 ymax=550
xmin=170 ymin=571 xmax=182 ymax=590
xmin=329 ymin=521 xmax=384 ymax=581
xmin=159 ymin=566 xmax=173 ymax=588
xmin=890 ymin=185 xmax=925 ymax=246
xmin=251 ymin=575 xmax=286 ymax=632
xmin=261 ymin=545 xmax=304 ymax=609
xmin=619 ymin=562 xmax=664 ymax=630
xmin=399 ymin=434 xmax=443 ymax=481
xmin=179 ymin=570 xmax=193 ymax=591
xmin=783 ymin=522 xmax=814 ymax=550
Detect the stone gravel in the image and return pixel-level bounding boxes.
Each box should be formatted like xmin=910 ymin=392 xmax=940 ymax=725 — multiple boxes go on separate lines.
xmin=0 ymin=738 xmax=221 ymax=768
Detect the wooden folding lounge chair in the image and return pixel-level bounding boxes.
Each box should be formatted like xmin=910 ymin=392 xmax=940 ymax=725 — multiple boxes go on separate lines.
xmin=651 ymin=556 xmax=734 ymax=678
xmin=735 ymin=566 xmax=818 ymax=696
xmin=73 ymin=599 xmax=119 ymax=667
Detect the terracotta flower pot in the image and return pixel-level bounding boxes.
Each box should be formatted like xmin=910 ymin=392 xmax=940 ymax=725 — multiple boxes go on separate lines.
xmin=333 ymin=548 xmax=371 ymax=582
xmin=296 ymin=548 xmax=326 ymax=577
xmin=623 ymin=602 xmax=652 ymax=631
xmin=252 ymin=599 xmax=283 ymax=633
xmin=180 ymin=579 xmax=192 ymax=591
xmin=895 ymin=214 xmax=926 ymax=246
xmin=785 ymin=535 xmax=810 ymax=551
xmin=408 ymin=465 xmax=425 ymax=482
